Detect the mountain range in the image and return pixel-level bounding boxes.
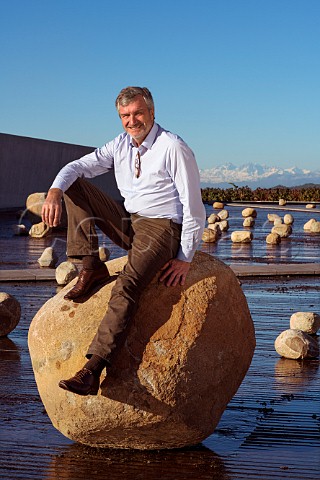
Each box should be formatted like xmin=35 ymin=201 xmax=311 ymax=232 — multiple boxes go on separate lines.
xmin=199 ymin=163 xmax=320 ymax=188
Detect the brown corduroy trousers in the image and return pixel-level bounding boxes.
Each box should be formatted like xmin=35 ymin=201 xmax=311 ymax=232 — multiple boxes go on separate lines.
xmin=64 ymin=178 xmax=182 ymax=363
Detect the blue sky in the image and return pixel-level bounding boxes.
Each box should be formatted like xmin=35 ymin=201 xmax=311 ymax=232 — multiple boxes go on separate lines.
xmin=0 ymin=0 xmax=319 ymax=171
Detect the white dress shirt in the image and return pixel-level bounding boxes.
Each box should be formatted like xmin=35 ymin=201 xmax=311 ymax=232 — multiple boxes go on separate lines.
xmin=51 ymin=123 xmax=206 ymax=262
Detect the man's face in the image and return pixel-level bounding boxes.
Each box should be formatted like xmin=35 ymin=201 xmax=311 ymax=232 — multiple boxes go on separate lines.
xmin=118 ymin=95 xmax=154 ymax=146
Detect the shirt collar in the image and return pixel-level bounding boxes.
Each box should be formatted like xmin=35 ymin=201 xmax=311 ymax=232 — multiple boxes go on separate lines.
xmin=129 ymin=123 xmax=159 ymax=150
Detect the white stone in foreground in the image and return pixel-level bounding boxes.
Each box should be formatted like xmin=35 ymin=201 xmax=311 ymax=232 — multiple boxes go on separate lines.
xmin=231 ymin=231 xmax=253 ymax=243
xmin=38 ymin=247 xmax=58 ymax=268
xmin=275 ymin=329 xmax=319 ymax=359
xmin=28 ymin=252 xmax=255 ymax=450
xmin=290 ymin=312 xmax=320 ymax=335
xmin=29 ymin=221 xmax=52 ymax=238
xmin=55 ymin=261 xmax=79 ymax=285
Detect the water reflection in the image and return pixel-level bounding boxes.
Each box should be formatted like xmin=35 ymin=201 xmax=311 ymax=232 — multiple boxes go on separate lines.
xmin=230 ymin=242 xmax=253 ymax=262
xmin=45 ymin=443 xmax=229 ymax=480
xmin=274 ymin=357 xmax=319 ymax=394
xmin=0 ymin=336 xmax=20 ymax=362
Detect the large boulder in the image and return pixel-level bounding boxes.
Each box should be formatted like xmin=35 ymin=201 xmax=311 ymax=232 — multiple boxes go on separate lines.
xmin=28 ymin=252 xmax=255 ymax=450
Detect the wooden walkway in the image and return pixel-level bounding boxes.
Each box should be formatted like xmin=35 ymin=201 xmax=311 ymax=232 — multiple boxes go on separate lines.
xmin=0 ymin=276 xmax=319 ymax=479
xmin=0 ymin=263 xmax=319 ymax=282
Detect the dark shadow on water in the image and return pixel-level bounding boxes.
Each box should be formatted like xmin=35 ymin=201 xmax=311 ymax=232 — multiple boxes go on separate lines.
xmin=44 ymin=443 xmax=230 ymax=480
xmin=0 ymin=336 xmax=20 ymax=362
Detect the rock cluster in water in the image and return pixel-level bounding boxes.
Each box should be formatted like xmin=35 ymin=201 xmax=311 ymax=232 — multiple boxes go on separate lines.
xmin=275 ymin=311 xmax=320 ymax=359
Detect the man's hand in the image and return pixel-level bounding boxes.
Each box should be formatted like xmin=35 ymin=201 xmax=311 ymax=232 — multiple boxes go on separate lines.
xmin=41 ymin=188 xmax=63 ymax=227
xmin=159 ymin=258 xmax=191 ymax=287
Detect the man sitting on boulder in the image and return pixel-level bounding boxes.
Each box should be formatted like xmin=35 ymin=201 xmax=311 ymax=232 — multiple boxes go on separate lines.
xmin=42 ymin=86 xmax=205 ymax=396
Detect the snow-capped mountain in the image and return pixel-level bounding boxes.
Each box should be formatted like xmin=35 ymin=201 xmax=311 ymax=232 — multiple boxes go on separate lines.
xmin=199 ymin=162 xmax=320 ymax=188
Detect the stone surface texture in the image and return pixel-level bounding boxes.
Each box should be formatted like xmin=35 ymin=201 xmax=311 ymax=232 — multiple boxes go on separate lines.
xmin=266 ymin=232 xmax=281 ymax=245
xmin=231 ymin=231 xmax=253 ymax=243
xmin=218 ymin=220 xmax=229 ymax=232
xmin=26 ymin=192 xmax=47 ymax=223
xmin=243 ymin=217 xmax=255 ymax=228
xmin=28 ymin=252 xmax=255 ymax=450
xmin=283 ymin=214 xmax=294 ymax=225
xmin=273 ymin=218 xmax=283 ymax=226
xmin=55 ymin=261 xmax=79 ymax=285
xmin=242 ymin=208 xmax=257 ymax=218
xmin=207 ymin=213 xmax=219 ymax=224
xmin=38 ymin=247 xmax=58 ymax=268
xmin=303 ymin=218 xmax=317 ymax=231
xmin=207 ymin=223 xmax=222 ymax=235
xmin=26 ymin=192 xmax=68 ymax=226
xmin=275 ymin=329 xmax=319 ymax=359
xmin=202 ymin=228 xmax=219 ymax=243
xmin=309 ymin=221 xmax=320 ymax=233
xmin=290 ymin=312 xmax=320 ymax=335
xmin=217 ymin=209 xmax=229 ymax=220
xmin=213 ymin=202 xmax=224 ymax=209
xmin=99 ymin=247 xmax=111 ymax=262
xmin=271 ymin=224 xmax=292 ymax=238
xmin=267 ymin=213 xmax=281 ymax=222
xmin=0 ymin=292 xmax=21 ymax=337
xmin=29 ymin=221 xmax=52 ymax=238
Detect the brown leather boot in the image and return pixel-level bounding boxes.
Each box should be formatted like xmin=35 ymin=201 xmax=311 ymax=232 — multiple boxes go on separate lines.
xmin=58 ymin=368 xmax=100 ymax=396
xmin=64 ymin=263 xmax=110 ymax=300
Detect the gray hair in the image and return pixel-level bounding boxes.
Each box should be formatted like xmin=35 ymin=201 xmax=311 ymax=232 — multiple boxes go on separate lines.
xmin=115 ymin=86 xmax=154 ymax=112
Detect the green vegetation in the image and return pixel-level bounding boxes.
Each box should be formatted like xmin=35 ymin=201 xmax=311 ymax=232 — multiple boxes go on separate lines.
xmin=201 ymin=186 xmax=320 ymax=203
